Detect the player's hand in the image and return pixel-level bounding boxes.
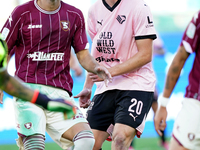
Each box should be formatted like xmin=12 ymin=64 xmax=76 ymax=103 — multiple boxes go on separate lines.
xmin=47 ymin=99 xmax=77 ymax=120
xmin=0 ymin=90 xmax=3 ymax=104
xmin=154 ymin=106 xmax=168 ymax=136
xmin=94 ymin=66 xmax=112 ymax=87
xmin=89 ymin=72 xmax=102 ymax=82
xmin=74 ymin=88 xmax=91 ymax=108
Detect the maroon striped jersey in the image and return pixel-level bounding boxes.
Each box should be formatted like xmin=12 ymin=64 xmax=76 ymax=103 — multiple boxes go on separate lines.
xmin=1 ymin=0 xmax=89 ymax=96
xmin=180 ymin=10 xmax=200 ymax=100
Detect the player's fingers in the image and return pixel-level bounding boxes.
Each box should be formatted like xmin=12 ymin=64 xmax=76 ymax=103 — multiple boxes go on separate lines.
xmin=96 ymin=66 xmax=112 ymax=81
xmin=73 ymin=93 xmax=81 ymax=98
xmin=157 ymin=130 xmax=163 ymax=136
xmin=74 ymin=89 xmax=88 ymax=98
xmin=159 ymin=120 xmax=166 ymax=131
xmin=102 ymin=67 xmax=112 ymax=82
xmin=154 ymin=122 xmax=163 ymax=136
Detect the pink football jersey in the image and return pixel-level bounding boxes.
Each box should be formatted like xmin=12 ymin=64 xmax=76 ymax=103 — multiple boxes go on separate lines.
xmin=180 ymin=10 xmax=200 ymax=101
xmin=88 ymin=0 xmax=157 ymax=95
xmin=1 ymin=0 xmax=88 ymax=96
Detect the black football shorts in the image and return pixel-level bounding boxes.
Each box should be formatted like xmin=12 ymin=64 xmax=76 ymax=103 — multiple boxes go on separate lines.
xmin=86 ymin=89 xmax=154 ymax=132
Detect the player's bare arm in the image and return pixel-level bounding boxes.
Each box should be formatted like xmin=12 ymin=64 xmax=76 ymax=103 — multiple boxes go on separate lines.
xmin=163 ymin=46 xmax=190 ymax=98
xmin=0 ymin=69 xmax=34 ymax=102
xmin=154 ymin=45 xmax=190 ymax=136
xmin=89 ymin=38 xmax=153 ymax=82
xmin=109 ymin=38 xmax=153 ymax=77
xmin=74 ymin=74 xmax=94 ymax=108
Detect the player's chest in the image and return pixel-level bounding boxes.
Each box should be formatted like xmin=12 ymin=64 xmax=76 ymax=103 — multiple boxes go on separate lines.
xmin=20 ymin=13 xmax=76 ymax=39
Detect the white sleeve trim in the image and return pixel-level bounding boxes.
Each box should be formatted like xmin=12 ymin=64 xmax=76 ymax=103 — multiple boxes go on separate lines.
xmin=182 ymin=40 xmax=193 ymax=54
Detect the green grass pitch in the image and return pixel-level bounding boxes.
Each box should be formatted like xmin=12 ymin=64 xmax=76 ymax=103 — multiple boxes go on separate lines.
xmin=0 ymin=137 xmax=170 ymax=150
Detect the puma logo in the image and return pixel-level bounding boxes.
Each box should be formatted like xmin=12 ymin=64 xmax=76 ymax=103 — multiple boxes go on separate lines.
xmin=97 ymin=20 xmax=103 ymax=25
xmin=129 ymin=113 xmax=138 ymax=121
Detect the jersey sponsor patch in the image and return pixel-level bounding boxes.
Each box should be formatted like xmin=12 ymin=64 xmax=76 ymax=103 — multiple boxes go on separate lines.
xmin=27 ymin=52 xmax=64 ymax=61
xmin=1 ymin=28 xmax=10 ymax=40
xmin=186 ymin=23 xmax=196 ymax=39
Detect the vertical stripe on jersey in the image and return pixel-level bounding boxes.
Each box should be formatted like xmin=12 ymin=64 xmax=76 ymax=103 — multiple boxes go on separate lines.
xmin=61 ymin=10 xmax=71 ymax=91
xmin=13 ymin=19 xmax=23 ymax=74
xmin=45 ymin=14 xmax=53 ymax=85
xmin=17 ymin=24 xmax=27 ymax=81
xmin=35 ymin=12 xmax=43 ymax=84
xmin=53 ymin=12 xmax=61 ymax=88
xmin=53 ymin=12 xmax=64 ymax=89
xmin=25 ymin=13 xmax=33 ymax=82
xmin=12 ymin=11 xmax=28 ymax=80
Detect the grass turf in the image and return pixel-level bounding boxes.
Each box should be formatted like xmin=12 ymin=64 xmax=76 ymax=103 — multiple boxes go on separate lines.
xmin=0 ymin=137 xmax=170 ymax=150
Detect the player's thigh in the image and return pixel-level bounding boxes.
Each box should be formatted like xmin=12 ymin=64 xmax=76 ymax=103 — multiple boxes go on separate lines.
xmin=92 ymin=129 xmax=110 ymax=148
xmin=115 ymin=90 xmax=154 ymax=136
xmin=172 ymin=98 xmax=200 ymax=150
xmin=14 ymin=98 xmax=46 ymax=136
xmin=29 ymin=83 xmax=89 ymax=149
xmin=46 ymin=109 xmax=88 ymax=149
xmin=169 ymin=137 xmax=189 ymax=150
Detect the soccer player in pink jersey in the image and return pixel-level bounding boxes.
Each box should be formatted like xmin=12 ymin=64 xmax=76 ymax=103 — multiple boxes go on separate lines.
xmin=75 ymin=0 xmax=157 ymax=149
xmin=154 ymin=10 xmax=200 ymax=150
xmin=0 ymin=0 xmax=112 ymax=150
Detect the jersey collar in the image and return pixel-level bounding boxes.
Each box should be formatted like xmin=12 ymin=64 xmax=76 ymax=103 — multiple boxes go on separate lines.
xmin=102 ymin=0 xmax=121 ymax=12
xmin=34 ymin=0 xmax=61 ymax=14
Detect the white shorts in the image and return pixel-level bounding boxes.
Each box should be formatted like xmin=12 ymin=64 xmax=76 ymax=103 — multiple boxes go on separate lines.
xmin=172 ymin=98 xmax=200 ymax=150
xmin=14 ymin=83 xmax=87 ymax=149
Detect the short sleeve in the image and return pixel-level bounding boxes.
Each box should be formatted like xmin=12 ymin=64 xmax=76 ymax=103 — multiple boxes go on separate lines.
xmin=133 ymin=3 xmax=157 ymax=40
xmin=87 ymin=8 xmax=97 ymax=41
xmin=72 ymin=9 xmax=89 ymax=53
xmin=181 ymin=11 xmax=200 ymax=54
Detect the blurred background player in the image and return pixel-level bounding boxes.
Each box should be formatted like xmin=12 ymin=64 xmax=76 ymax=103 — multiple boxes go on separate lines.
xmin=154 ymin=10 xmax=200 ymax=150
xmin=0 ymin=34 xmax=76 ymax=118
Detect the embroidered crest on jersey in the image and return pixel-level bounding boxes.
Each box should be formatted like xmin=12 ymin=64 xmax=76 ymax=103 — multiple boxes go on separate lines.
xmin=60 ymin=21 xmax=70 ymax=31
xmin=186 ymin=23 xmax=196 ymax=39
xmin=24 ymin=122 xmax=32 ymax=129
xmin=116 ymin=15 xmax=126 ymax=24
xmin=188 ymin=133 xmax=195 ymax=141
xmin=27 ymin=52 xmax=64 ymax=61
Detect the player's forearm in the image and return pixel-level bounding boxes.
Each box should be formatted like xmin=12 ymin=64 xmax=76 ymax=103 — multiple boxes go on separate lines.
xmin=109 ymin=50 xmax=152 ymax=77
xmin=0 ymin=70 xmax=34 ymax=101
xmin=76 ymin=49 xmax=100 ymax=74
xmin=163 ymin=46 xmax=189 ymax=98
xmin=83 ymin=73 xmax=94 ymax=90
